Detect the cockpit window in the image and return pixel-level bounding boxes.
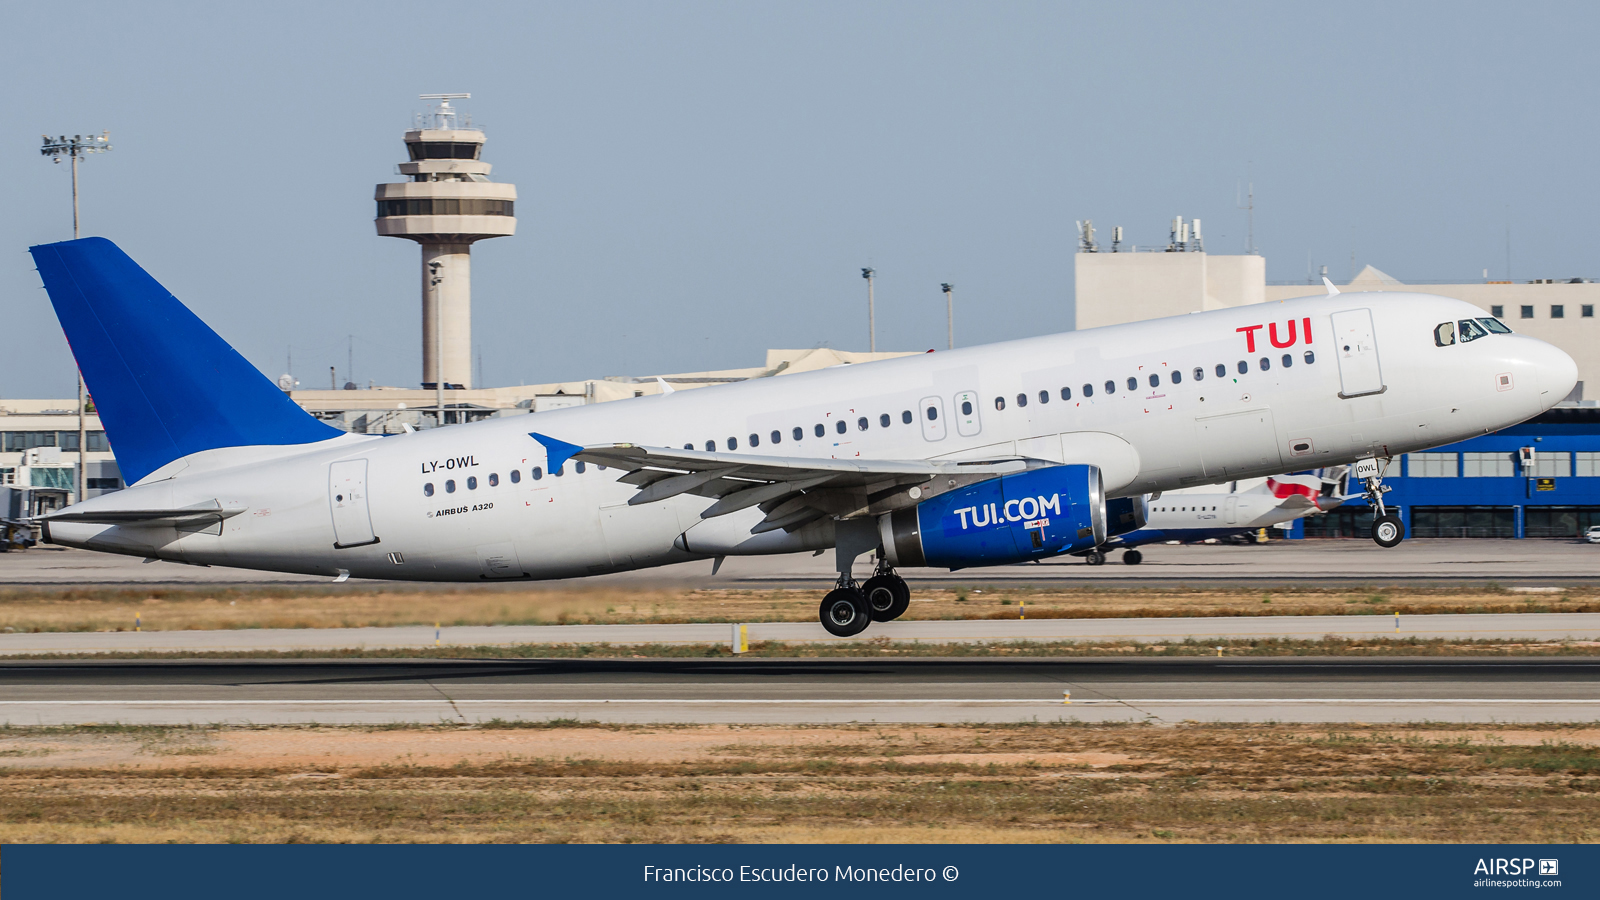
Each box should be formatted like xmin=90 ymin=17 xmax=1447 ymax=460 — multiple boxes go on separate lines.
xmin=1458 ymin=319 xmax=1490 ymax=342
xmin=1433 ymin=322 xmax=1455 ymax=346
xmin=1478 ymin=317 xmax=1512 ymax=334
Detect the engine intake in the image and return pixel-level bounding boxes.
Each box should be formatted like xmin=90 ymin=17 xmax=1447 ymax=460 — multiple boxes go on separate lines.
xmin=880 ymin=464 xmax=1105 ymax=569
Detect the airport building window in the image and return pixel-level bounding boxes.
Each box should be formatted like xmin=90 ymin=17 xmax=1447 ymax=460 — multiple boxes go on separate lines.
xmin=1126 ymin=377 xmax=1137 ymax=391
xmin=1533 ymin=452 xmax=1571 ymax=478
xmin=994 ymin=396 xmax=1006 ymax=410
xmin=1524 ymin=506 xmax=1600 ymax=537
xmin=445 ymin=479 xmax=456 ymax=493
xmin=1576 ymin=452 xmax=1600 ymax=476
xmin=1462 ymin=451 xmax=1516 ymax=478
xmin=1281 ymin=353 xmax=1293 ymax=368
xmin=1585 ymin=305 xmax=1595 ymax=318
xmin=424 ymin=483 xmax=434 ymax=497
xmin=1082 ymin=383 xmax=1094 ymax=397
xmin=86 ymin=477 xmax=120 ymax=490
xmin=1171 ymin=370 xmax=1182 ymax=384
xmin=2 ymin=432 xmax=56 ymax=452
xmin=794 ymin=427 xmax=805 ymax=441
xmin=815 ymin=423 xmax=826 ymax=437
xmin=405 ymin=140 xmax=483 ymax=161
xmin=532 ymin=467 xmax=543 ymax=480
xmin=1038 ymin=390 xmax=1050 ymax=404
xmin=857 ymin=417 xmax=869 ymax=431
xmin=1406 ymin=452 xmax=1458 ymax=478
xmin=1016 ymin=393 xmax=1028 ymax=408
xmin=1237 ymin=360 xmax=1248 ymax=374
xmin=1411 ymin=506 xmax=1516 ymax=538
xmin=1060 ymin=387 xmax=1072 ymax=400
xmin=1104 ymin=380 xmax=1116 ymax=395
xmin=901 ymin=410 xmax=913 ymax=424
xmin=55 ymin=431 xmax=110 ymax=452
xmin=509 ymin=469 xmax=521 ymax=484
xmin=1520 ymin=305 xmax=1534 ymax=318
xmin=488 ymin=473 xmax=499 ymax=487
xmin=879 ymin=413 xmax=891 ymax=427
xmin=1215 ymin=364 xmax=1226 ymax=378
xmin=1552 ymin=305 xmax=1566 ymax=319
xmin=1304 ymin=350 xmax=1315 ymax=364
xmin=377 ymin=198 xmax=513 ymax=217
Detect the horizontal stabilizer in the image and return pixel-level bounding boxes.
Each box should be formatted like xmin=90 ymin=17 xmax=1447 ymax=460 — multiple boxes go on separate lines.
xmin=28 ymin=238 xmax=342 ymax=485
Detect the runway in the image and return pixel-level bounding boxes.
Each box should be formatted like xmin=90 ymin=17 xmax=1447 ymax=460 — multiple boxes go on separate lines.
xmin=6 ymin=539 xmax=1600 ymax=588
xmin=3 ymin=657 xmax=1597 ymax=725
xmin=4 ymin=611 xmax=1597 ymax=656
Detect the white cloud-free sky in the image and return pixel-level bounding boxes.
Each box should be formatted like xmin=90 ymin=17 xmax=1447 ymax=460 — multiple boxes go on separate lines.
xmin=3 ymin=1 xmax=1593 ymax=397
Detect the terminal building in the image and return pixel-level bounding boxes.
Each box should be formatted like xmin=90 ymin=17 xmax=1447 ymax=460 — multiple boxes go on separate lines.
xmin=1074 ymin=218 xmax=1600 ymax=539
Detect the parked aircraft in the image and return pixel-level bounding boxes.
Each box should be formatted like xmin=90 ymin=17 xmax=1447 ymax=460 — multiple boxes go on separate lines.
xmin=30 ymin=239 xmax=1576 ymax=635
xmin=1089 ymin=469 xmax=1347 ymax=565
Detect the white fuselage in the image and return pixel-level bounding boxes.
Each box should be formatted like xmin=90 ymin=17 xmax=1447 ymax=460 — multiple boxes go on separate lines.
xmin=47 ymin=292 xmax=1575 ymax=580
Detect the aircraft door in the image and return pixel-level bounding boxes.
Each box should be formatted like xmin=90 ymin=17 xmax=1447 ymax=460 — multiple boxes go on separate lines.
xmin=919 ymin=396 xmax=947 ymax=441
xmin=329 ymin=459 xmax=378 ymax=548
xmin=1331 ymin=308 xmax=1386 ymax=398
xmin=1223 ymin=495 xmax=1238 ymax=525
xmin=953 ymin=391 xmax=982 ymax=436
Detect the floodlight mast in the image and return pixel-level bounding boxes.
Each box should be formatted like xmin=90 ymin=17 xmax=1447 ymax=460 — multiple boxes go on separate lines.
xmin=940 ymin=283 xmax=954 ymax=350
xmin=40 ymin=131 xmax=112 ymax=505
xmin=861 ymin=268 xmax=876 ymax=352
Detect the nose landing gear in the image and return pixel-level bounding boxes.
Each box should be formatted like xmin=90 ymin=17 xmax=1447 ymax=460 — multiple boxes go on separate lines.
xmin=1360 ymin=457 xmax=1406 ymax=548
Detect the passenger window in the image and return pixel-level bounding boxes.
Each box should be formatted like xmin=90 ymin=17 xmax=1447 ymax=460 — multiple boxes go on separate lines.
xmin=1458 ymin=319 xmax=1489 ymax=342
xmin=510 ymin=469 xmax=521 ymax=484
xmin=1171 ymin=370 xmax=1182 ymax=384
xmin=1016 ymin=393 xmax=1028 ymax=408
xmin=1237 ymin=360 xmax=1248 ymax=374
xmin=424 ymin=483 xmax=434 ymax=497
xmin=794 ymin=427 xmax=804 ymax=441
xmin=1434 ymin=322 xmax=1455 ymax=346
xmin=857 ymin=417 xmax=868 ymax=431
xmin=554 ymin=465 xmax=565 ymax=476
xmin=1281 ymin=354 xmax=1292 ymax=368
xmin=1478 ymin=318 xmax=1512 ymax=334
xmin=727 ymin=437 xmax=738 ymax=450
xmin=1215 ymin=364 xmax=1226 ymax=377
xmin=1304 ymin=350 xmax=1315 ymax=364
xmin=446 ymin=479 xmax=456 ymax=492
xmin=575 ymin=461 xmax=586 ymax=474
xmin=771 ymin=430 xmax=782 ymax=444
xmin=926 ymin=405 xmax=938 ymax=420
xmin=1148 ymin=374 xmax=1159 ymax=388
xmin=749 ymin=433 xmax=759 ymax=447
xmin=901 ymin=410 xmax=913 ymax=424
xmin=835 ymin=420 xmax=847 ymax=434
xmin=684 ymin=444 xmax=693 ymax=450
xmin=488 ymin=472 xmax=499 ymax=487
xmin=531 ymin=467 xmax=542 ymax=480
xmin=1060 ymin=387 xmax=1072 ymax=400
xmin=705 ymin=441 xmax=715 ymax=452
xmin=1257 ymin=357 xmax=1269 ymax=371
xmin=467 ymin=476 xmax=478 ymax=490
xmin=995 ymin=396 xmax=1006 ymax=410
xmin=1193 ymin=367 xmax=1204 ymax=381
xmin=815 ymin=423 xmax=825 ymax=437
xmin=1038 ymin=390 xmax=1049 ymax=404
xmin=1127 ymin=377 xmax=1137 ymax=391
xmin=1083 ymin=383 xmax=1094 ymax=397
xmin=1104 ymin=380 xmax=1115 ymax=394
xmin=879 ymin=413 xmax=890 ymax=427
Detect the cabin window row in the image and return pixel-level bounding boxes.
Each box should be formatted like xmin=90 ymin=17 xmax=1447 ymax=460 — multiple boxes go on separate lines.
xmin=991 ymin=351 xmax=1316 ymax=410
xmin=689 ymin=409 xmax=921 ymax=451
xmin=422 ymin=460 xmax=606 ymax=496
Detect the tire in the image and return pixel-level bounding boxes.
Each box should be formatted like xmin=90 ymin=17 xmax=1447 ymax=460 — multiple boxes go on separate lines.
xmin=1122 ymin=549 xmax=1143 ymax=565
xmin=1371 ymin=514 xmax=1405 ymax=548
xmin=1085 ymin=550 xmax=1106 ymax=566
xmin=862 ymin=574 xmax=911 ymax=622
xmin=819 ymin=588 xmax=871 ymax=636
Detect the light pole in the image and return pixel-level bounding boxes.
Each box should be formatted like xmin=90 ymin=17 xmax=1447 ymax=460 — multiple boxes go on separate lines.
xmin=940 ymin=283 xmax=954 ymax=350
xmin=41 ymin=131 xmax=112 ymax=505
xmin=429 ymin=260 xmax=445 ymax=425
xmin=861 ymin=267 xmax=876 ymax=352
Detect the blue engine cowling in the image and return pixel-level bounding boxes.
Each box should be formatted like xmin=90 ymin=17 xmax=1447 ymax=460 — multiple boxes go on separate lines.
xmin=879 ymin=464 xmax=1105 ymax=570
xmin=1105 ymin=495 xmax=1150 ymax=537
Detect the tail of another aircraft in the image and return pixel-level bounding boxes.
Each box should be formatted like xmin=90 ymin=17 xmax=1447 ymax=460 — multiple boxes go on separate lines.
xmin=29 ymin=237 xmax=342 ymax=486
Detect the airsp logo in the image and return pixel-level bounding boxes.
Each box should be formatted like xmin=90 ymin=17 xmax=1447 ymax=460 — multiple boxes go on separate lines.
xmin=1540 ymin=860 xmax=1559 ymax=876
xmin=1473 ymin=858 xmax=1548 ymax=876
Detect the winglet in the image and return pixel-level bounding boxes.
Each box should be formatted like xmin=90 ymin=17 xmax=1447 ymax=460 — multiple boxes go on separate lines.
xmin=1322 ymin=277 xmax=1340 ymax=295
xmin=529 ymin=432 xmax=584 ymax=470
xmin=654 ymin=377 xmax=675 ymax=395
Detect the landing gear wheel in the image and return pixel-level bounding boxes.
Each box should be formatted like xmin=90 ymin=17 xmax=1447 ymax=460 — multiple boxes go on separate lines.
xmin=1122 ymin=549 xmax=1143 ymax=565
xmin=1084 ymin=550 xmax=1107 ymax=566
xmin=819 ymin=587 xmax=871 ymax=637
xmin=862 ymin=574 xmax=911 ymax=622
xmin=1371 ymin=514 xmax=1405 ymax=548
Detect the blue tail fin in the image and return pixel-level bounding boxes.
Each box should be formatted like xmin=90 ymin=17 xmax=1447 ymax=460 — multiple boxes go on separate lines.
xmin=29 ymin=237 xmax=342 ymax=485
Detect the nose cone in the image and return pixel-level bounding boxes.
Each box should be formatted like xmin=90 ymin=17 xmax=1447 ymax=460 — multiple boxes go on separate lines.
xmin=1536 ymin=341 xmax=1579 ymax=410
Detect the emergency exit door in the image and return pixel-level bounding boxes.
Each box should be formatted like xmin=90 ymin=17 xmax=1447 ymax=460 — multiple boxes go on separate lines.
xmin=1331 ymin=308 xmax=1386 ymax=398
xmin=329 ymin=459 xmax=378 ymax=548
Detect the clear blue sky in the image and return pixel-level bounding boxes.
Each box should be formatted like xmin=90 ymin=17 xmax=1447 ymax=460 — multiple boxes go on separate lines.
xmin=3 ymin=1 xmax=1594 ymax=398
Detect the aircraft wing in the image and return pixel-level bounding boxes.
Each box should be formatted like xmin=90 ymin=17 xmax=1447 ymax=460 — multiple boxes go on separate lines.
xmin=532 ymin=433 xmax=1026 ymax=534
xmin=40 ymin=500 xmax=247 ymax=526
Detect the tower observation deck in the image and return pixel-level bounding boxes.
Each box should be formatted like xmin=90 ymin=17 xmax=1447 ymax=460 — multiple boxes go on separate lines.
xmin=375 ymin=94 xmax=516 ymax=391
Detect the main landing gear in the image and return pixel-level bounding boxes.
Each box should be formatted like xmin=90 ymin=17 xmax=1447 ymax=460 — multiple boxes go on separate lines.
xmin=1362 ymin=458 xmax=1406 ymax=549
xmin=819 ymin=563 xmax=911 ymax=637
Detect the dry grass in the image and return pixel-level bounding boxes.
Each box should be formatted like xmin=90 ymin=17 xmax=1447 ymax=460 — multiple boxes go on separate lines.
xmin=2 ymin=584 xmax=1598 ymax=634
xmin=1 ymin=722 xmax=1598 ymax=843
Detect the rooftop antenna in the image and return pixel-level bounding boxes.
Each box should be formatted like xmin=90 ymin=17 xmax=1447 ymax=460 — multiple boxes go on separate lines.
xmin=1075 ymin=220 xmax=1098 ymax=253
xmin=1110 ymin=226 xmax=1123 ymax=253
xmin=417 ymin=93 xmax=472 ymax=130
xmin=1191 ymin=218 xmax=1204 ymax=253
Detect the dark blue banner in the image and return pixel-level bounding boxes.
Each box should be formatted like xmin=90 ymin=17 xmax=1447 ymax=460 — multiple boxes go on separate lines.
xmin=4 ymin=844 xmax=1594 ymax=899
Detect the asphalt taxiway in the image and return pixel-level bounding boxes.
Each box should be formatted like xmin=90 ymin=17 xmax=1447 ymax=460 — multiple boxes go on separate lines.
xmin=3 ymin=657 xmax=1597 ymax=726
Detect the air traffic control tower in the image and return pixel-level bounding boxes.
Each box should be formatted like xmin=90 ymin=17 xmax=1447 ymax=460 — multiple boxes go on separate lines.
xmin=375 ymin=94 xmax=516 ymax=390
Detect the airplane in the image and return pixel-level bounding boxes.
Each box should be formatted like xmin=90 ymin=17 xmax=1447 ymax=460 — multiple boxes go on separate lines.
xmin=1084 ymin=468 xmax=1347 ymax=565
xmin=29 ymin=238 xmax=1577 ymax=637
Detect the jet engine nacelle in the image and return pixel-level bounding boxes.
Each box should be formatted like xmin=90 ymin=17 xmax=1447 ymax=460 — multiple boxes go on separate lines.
xmin=880 ymin=465 xmax=1105 ymax=569
xmin=1105 ymin=495 xmax=1150 ymax=537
